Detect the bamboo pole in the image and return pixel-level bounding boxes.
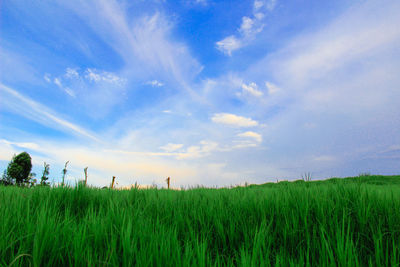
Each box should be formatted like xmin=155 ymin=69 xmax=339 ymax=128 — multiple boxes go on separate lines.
xmin=84 ymin=167 xmax=88 ymax=186
xmin=166 ymin=177 xmax=170 ymax=189
xmin=111 ymin=176 xmax=116 ymax=189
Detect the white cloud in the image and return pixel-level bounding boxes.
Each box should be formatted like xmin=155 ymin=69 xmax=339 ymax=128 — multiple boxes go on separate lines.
xmin=237 ymin=131 xmax=263 ymax=142
xmin=0 ymin=139 xmax=40 ymax=150
xmin=0 ymin=84 xmax=99 ymax=142
xmin=107 ymin=140 xmax=219 ymax=161
xmin=194 ymin=0 xmax=208 ymax=6
xmin=216 ymin=0 xmax=275 ymax=55
xmin=239 ymin=16 xmax=264 ymax=38
xmin=254 ymin=0 xmax=264 ymax=10
xmin=272 ymin=3 xmax=400 ymax=87
xmin=53 ymin=75 xmax=77 ymax=97
xmin=61 ymin=2 xmax=202 ymax=96
xmin=216 ymin=35 xmax=242 ymax=56
xmin=176 ymin=140 xmax=219 ymax=159
xmin=265 ymin=81 xmax=280 ymax=94
xmin=54 ymin=77 xmax=62 ymax=88
xmin=85 ymin=68 xmax=126 ymax=86
xmin=44 ymin=73 xmax=51 ymax=83
xmin=65 ymin=68 xmax=79 ymax=79
xmin=239 ymin=17 xmax=255 ymax=36
xmin=212 ymin=113 xmax=259 ymax=127
xmin=64 ymin=88 xmax=76 ymax=98
xmin=254 ymin=12 xmax=265 ymax=20
xmin=231 ymin=141 xmax=258 ymax=149
xmin=241 ymin=82 xmax=263 ymax=97
xmin=47 ymin=67 xmax=127 ymax=101
xmin=266 ymin=0 xmax=277 ymax=11
xmin=146 ymin=80 xmax=164 ymax=87
xmin=380 ymin=145 xmax=400 ymax=154
xmin=160 ymin=143 xmax=184 ymax=152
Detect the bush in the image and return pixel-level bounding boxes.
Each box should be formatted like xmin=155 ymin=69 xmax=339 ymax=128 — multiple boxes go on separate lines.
xmin=0 ymin=170 xmax=13 ymax=186
xmin=6 ymin=152 xmax=33 ymax=185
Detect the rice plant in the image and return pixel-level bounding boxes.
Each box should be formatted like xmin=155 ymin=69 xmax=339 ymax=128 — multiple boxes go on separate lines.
xmin=0 ymin=175 xmax=399 ymax=266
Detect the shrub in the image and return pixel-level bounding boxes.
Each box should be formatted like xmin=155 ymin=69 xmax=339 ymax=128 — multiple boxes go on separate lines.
xmin=0 ymin=170 xmax=13 ymax=186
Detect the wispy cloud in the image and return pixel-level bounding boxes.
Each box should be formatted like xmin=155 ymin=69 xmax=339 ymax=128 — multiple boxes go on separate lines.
xmin=62 ymin=1 xmax=202 ymax=95
xmin=237 ymin=131 xmax=262 ymax=143
xmin=212 ymin=113 xmax=258 ymax=127
xmin=241 ymin=82 xmax=263 ymax=97
xmin=52 ymin=67 xmax=126 ymax=86
xmin=146 ymin=80 xmax=164 ymax=87
xmin=216 ymin=0 xmax=277 ymax=55
xmin=176 ymin=141 xmax=219 ymax=159
xmin=265 ymin=81 xmax=280 ymax=94
xmin=44 ymin=67 xmax=128 ymax=115
xmin=271 ymin=3 xmax=400 ymax=87
xmin=85 ymin=68 xmax=126 ymax=86
xmin=64 ymin=88 xmax=76 ymax=98
xmin=193 ymin=0 xmax=208 ymax=6
xmin=65 ymin=68 xmax=79 ymax=79
xmin=216 ymin=36 xmax=243 ymax=56
xmin=0 ymin=84 xmax=99 ymax=142
xmin=44 ymin=73 xmax=51 ymax=83
xmin=160 ymin=143 xmax=184 ymax=152
xmin=53 ymin=77 xmax=62 ymax=88
xmin=0 ymin=139 xmax=40 ymax=150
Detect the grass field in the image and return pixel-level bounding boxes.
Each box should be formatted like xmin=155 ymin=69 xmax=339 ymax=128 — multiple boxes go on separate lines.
xmin=1 ymin=175 xmax=399 ymax=266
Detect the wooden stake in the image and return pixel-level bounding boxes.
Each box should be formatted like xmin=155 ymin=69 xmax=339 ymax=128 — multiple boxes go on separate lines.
xmin=166 ymin=177 xmax=170 ymax=189
xmin=111 ymin=176 xmax=116 ymax=189
xmin=84 ymin=167 xmax=88 ymax=186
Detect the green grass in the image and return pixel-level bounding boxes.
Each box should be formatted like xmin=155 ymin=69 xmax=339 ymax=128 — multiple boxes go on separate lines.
xmin=1 ymin=175 xmax=399 ymax=266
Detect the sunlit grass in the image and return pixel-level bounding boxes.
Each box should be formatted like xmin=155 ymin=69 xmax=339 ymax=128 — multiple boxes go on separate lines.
xmin=1 ymin=175 xmax=399 ymax=266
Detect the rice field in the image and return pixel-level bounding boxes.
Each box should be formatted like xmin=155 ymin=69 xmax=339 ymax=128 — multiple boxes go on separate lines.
xmin=1 ymin=175 xmax=399 ymax=266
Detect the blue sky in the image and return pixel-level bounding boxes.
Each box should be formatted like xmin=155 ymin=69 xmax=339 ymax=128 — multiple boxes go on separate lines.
xmin=1 ymin=0 xmax=400 ymax=188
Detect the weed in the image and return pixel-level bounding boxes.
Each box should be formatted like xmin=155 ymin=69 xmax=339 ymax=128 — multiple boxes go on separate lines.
xmin=302 ymin=172 xmax=312 ymax=182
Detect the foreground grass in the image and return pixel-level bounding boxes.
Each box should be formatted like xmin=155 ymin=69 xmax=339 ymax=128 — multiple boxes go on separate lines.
xmin=1 ymin=175 xmax=399 ymax=266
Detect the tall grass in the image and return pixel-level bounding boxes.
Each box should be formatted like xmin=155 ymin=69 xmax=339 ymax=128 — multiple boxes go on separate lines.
xmin=0 ymin=175 xmax=399 ymax=266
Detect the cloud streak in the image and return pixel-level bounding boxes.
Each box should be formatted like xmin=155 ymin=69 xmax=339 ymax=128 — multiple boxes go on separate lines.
xmin=0 ymin=84 xmax=100 ymax=142
xmin=216 ymin=0 xmax=276 ymax=55
xmin=237 ymin=131 xmax=262 ymax=143
xmin=62 ymin=1 xmax=203 ymax=96
xmin=212 ymin=113 xmax=259 ymax=127
xmin=241 ymin=82 xmax=263 ymax=97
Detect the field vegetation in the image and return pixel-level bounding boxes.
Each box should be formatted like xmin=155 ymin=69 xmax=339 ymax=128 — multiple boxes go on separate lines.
xmin=0 ymin=175 xmax=399 ymax=266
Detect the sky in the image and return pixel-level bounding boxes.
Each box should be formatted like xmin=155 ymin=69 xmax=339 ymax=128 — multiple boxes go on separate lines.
xmin=1 ymin=0 xmax=400 ymax=188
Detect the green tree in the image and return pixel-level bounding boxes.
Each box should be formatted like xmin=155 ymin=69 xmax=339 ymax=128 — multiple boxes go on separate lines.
xmin=6 ymin=152 xmax=33 ymax=185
